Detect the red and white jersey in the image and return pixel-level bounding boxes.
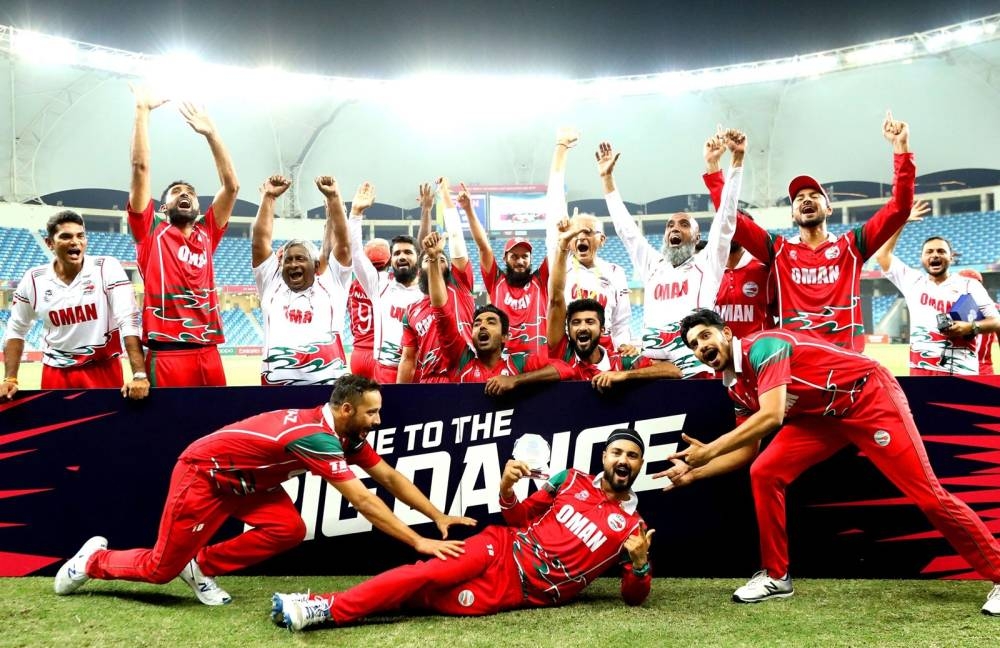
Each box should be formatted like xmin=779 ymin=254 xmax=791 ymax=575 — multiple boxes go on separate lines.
xmin=254 ymin=252 xmax=351 ymax=385
xmin=883 ymin=257 xmax=998 ymax=375
xmin=401 ymin=281 xmax=475 ymax=383
xmin=482 ymin=255 xmax=549 ymax=357
xmin=347 ymin=276 xmax=380 ymax=351
xmin=180 ymin=404 xmax=382 ymax=496
xmin=715 ymin=252 xmax=773 ymax=339
xmin=562 ymin=257 xmax=631 ymax=350
xmin=606 ymin=167 xmax=739 ymax=377
xmin=723 ymin=330 xmax=878 ymax=423
xmin=347 ymin=217 xmax=423 ymax=368
xmin=501 ymin=469 xmax=648 ymax=606
xmin=4 ymin=255 xmax=140 ymax=368
xmin=731 ymin=153 xmax=916 ymax=352
xmin=550 ymin=336 xmax=651 ymax=381
xmin=127 ymin=199 xmax=225 ymax=345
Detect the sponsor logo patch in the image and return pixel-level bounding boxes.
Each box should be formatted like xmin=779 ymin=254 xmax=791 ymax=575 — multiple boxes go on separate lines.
xmin=873 ymin=430 xmax=891 ymax=447
xmin=457 ymin=589 xmax=475 ymax=607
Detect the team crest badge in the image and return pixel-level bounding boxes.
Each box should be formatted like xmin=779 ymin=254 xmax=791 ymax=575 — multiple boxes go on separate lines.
xmin=457 ymin=589 xmax=475 ymax=607
xmin=607 ymin=513 xmax=626 ymax=532
xmin=575 ymin=490 xmax=589 ymax=501
xmin=82 ymin=281 xmax=95 ymax=295
xmin=824 ymin=247 xmax=840 ymax=260
xmin=43 ymin=289 xmax=53 ymax=303
xmin=873 ymin=430 xmax=891 ymax=447
xmin=742 ymin=281 xmax=759 ymax=298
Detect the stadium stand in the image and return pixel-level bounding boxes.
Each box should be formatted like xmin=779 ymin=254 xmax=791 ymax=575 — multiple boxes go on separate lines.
xmin=0 ymin=227 xmax=49 ymax=281
xmin=871 ymin=295 xmax=899 ymax=328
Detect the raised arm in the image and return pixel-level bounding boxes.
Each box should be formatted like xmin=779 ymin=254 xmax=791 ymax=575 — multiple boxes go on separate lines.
xmin=599 ymin=141 xmax=658 ymax=272
xmin=875 ymin=200 xmax=930 ymax=272
xmin=437 ymin=177 xmax=469 ymax=271
xmin=856 ymin=110 xmax=915 ymax=259
xmin=127 ymin=84 xmax=169 ymax=217
xmin=251 ymin=175 xmax=291 ymax=268
xmin=546 ymin=219 xmax=581 ymax=353
xmin=416 ymin=182 xmax=435 ymax=246
xmin=458 ymin=182 xmax=493 ymax=272
xmin=319 ymin=178 xmax=363 ymax=270
xmin=423 ymin=232 xmax=448 ymax=308
xmin=699 ymin=129 xmax=744 ymax=281
xmin=545 ymin=128 xmax=578 ymax=259
xmin=178 ymin=101 xmax=240 ymax=229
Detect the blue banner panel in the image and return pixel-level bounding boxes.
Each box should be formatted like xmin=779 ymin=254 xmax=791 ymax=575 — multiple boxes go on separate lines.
xmin=1 ymin=377 xmax=998 ymax=579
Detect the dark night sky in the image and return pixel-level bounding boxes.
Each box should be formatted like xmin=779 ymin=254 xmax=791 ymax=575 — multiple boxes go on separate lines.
xmin=4 ymin=1 xmax=1000 ymax=78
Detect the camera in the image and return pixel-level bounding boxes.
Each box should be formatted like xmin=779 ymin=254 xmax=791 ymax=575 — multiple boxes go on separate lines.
xmin=936 ymin=313 xmax=953 ymax=332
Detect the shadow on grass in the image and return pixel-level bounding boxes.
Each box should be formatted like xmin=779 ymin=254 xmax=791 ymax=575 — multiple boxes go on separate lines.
xmin=79 ymin=590 xmax=193 ymax=606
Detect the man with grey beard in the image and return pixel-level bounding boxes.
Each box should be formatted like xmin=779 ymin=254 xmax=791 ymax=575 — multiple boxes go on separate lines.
xmin=598 ymin=131 xmax=743 ymax=378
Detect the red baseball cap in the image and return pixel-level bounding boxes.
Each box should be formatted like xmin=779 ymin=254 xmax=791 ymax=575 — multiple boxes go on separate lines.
xmin=364 ymin=240 xmax=391 ymax=269
xmin=504 ymin=237 xmax=533 ymax=254
xmin=787 ymin=175 xmax=830 ymax=203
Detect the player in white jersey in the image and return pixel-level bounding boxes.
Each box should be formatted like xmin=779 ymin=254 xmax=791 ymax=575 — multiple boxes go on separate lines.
xmin=598 ymin=131 xmax=743 ymax=378
xmin=348 ymin=182 xmax=423 ymax=384
xmin=546 ymin=128 xmax=633 ymax=350
xmin=251 ymin=175 xmax=352 ymax=386
xmin=875 ymin=201 xmax=1000 ymax=375
xmin=2 ymin=211 xmax=148 ymax=399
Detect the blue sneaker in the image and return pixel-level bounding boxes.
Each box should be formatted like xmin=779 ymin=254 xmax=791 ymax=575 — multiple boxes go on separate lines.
xmin=271 ymin=592 xmax=310 ymax=626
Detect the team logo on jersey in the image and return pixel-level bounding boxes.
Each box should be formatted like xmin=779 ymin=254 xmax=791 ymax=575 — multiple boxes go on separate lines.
xmin=607 ymin=513 xmax=626 ymax=532
xmin=824 ymin=247 xmax=840 ymax=260
xmin=789 ymin=250 xmax=798 ymax=260
xmin=742 ymin=281 xmax=759 ymax=298
xmin=873 ymin=430 xmax=891 ymax=447
xmin=43 ymin=289 xmax=53 ymax=303
xmin=82 ymin=281 xmax=95 ymax=295
xmin=575 ymin=490 xmax=590 ymax=501
xmin=457 ymin=589 xmax=475 ymax=607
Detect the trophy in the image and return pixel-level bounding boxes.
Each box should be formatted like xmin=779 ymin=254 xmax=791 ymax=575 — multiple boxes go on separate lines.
xmin=512 ymin=433 xmax=551 ymax=479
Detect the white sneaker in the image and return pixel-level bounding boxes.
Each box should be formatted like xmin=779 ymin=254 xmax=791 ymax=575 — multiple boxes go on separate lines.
xmin=53 ymin=536 xmax=107 ymax=595
xmin=732 ymin=569 xmax=794 ymax=603
xmin=177 ymin=558 xmax=232 ymax=606
xmin=284 ymin=597 xmax=332 ymax=632
xmin=982 ymin=584 xmax=1000 ymax=616
xmin=271 ymin=592 xmax=310 ymax=626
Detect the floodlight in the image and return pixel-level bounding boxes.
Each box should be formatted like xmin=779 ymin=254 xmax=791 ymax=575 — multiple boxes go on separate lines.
xmin=11 ymin=30 xmax=78 ymax=66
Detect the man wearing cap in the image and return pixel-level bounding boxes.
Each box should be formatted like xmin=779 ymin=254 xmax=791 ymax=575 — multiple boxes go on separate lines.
xmin=459 ymin=179 xmax=550 ymax=357
xmin=598 ymin=130 xmax=744 ymax=378
xmin=271 ymin=428 xmax=654 ymax=631
xmin=874 ymin=201 xmax=1000 ymax=375
xmin=347 ymin=237 xmax=391 ymax=379
xmin=252 ymin=174 xmax=352 ymax=385
xmin=663 ymin=308 xmax=1000 ymax=616
xmin=729 ymin=111 xmax=915 ymax=352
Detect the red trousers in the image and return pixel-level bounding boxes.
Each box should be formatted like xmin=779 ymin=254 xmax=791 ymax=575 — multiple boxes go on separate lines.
xmin=319 ymin=526 xmax=524 ymax=624
xmin=373 ymin=362 xmax=398 ymax=385
xmin=41 ymin=356 xmax=122 ymax=389
xmin=752 ymin=365 xmax=1000 ymax=581
xmin=86 ymin=460 xmax=305 ymax=583
xmin=350 ymin=346 xmax=376 ymax=379
xmin=146 ymin=346 xmax=226 ymax=387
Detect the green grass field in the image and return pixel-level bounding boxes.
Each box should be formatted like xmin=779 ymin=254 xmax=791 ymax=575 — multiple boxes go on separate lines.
xmin=12 ymin=344 xmax=932 ymax=389
xmin=4 ymin=576 xmax=997 ymax=647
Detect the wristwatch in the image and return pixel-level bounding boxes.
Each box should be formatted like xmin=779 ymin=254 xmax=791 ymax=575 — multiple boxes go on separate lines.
xmin=133 ymin=372 xmax=148 ymax=380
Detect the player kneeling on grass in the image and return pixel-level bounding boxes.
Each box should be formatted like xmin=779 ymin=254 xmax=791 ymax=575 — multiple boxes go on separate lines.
xmin=271 ymin=429 xmax=654 ymax=632
xmin=657 ymin=308 xmax=1000 ymax=615
xmin=53 ymin=374 xmax=475 ymax=606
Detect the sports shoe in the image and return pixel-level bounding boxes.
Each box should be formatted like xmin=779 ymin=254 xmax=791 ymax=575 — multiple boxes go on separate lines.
xmin=284 ymin=597 xmax=332 ymax=632
xmin=982 ymin=584 xmax=1000 ymax=616
xmin=271 ymin=592 xmax=311 ymax=626
xmin=177 ymin=558 xmax=232 ymax=606
xmin=53 ymin=536 xmax=107 ymax=595
xmin=732 ymin=569 xmax=794 ymax=603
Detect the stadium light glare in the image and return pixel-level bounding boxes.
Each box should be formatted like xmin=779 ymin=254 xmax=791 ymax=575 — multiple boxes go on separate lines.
xmin=11 ymin=30 xmax=78 ymax=66
xmin=844 ymin=42 xmax=915 ymax=66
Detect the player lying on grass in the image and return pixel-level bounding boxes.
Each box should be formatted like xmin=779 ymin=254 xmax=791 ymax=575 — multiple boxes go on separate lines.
xmin=53 ymin=374 xmax=474 ymax=606
xmin=271 ymin=428 xmax=654 ymax=631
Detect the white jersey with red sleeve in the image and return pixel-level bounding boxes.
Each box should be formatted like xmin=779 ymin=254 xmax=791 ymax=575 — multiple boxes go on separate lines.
xmin=482 ymin=256 xmax=550 ymax=356
xmin=562 ymin=258 xmax=631 ymax=350
xmin=4 ymin=255 xmax=140 ymax=368
xmin=732 ymin=153 xmax=916 ymax=352
xmin=253 ymin=252 xmax=351 ymax=385
xmin=127 ymin=199 xmax=226 ymax=345
xmin=883 ymin=256 xmax=998 ymax=375
xmin=179 ymin=404 xmax=382 ymax=496
xmin=500 ymin=469 xmax=649 ymax=606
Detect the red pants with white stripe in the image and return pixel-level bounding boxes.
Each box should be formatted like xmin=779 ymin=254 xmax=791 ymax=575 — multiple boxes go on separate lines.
xmin=751 ymin=365 xmax=1000 ymax=581
xmin=85 ymin=460 xmax=305 ymax=583
xmin=318 ymin=526 xmax=524 ymax=624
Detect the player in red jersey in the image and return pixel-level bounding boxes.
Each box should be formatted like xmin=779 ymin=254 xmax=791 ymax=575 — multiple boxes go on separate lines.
xmin=126 ymin=84 xmax=239 ymax=387
xmin=956 ymin=269 xmax=998 ymax=376
xmin=457 ymin=180 xmax=550 ymax=357
xmin=2 ymin=211 xmax=149 ymax=399
xmin=547 ymin=221 xmax=681 ymax=387
xmin=729 ymin=111 xmax=915 ymax=352
xmin=53 ymin=375 xmax=476 ymax=606
xmin=271 ymin=428 xmax=654 ymax=631
xmin=421 ymin=232 xmax=572 ymax=391
xmin=702 ymin=132 xmax=773 ymax=338
xmin=347 ymin=238 xmax=391 ymax=379
xmin=662 ymin=309 xmax=1000 ymax=615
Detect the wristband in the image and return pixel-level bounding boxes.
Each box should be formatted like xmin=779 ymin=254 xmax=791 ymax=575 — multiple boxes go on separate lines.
xmin=133 ymin=372 xmax=148 ymax=380
xmin=631 ymin=562 xmax=650 ymax=577
xmin=971 ymin=321 xmax=981 ymax=336
xmin=3 ymin=377 xmax=17 ymax=384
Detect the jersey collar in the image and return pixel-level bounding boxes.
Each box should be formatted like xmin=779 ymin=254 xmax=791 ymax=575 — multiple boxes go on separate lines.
xmin=722 ymin=337 xmax=744 ymax=388
xmin=592 ymin=474 xmax=638 ymax=514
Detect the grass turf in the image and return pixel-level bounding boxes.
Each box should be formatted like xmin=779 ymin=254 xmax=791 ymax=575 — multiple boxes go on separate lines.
xmin=3 ymin=576 xmax=996 ymax=647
